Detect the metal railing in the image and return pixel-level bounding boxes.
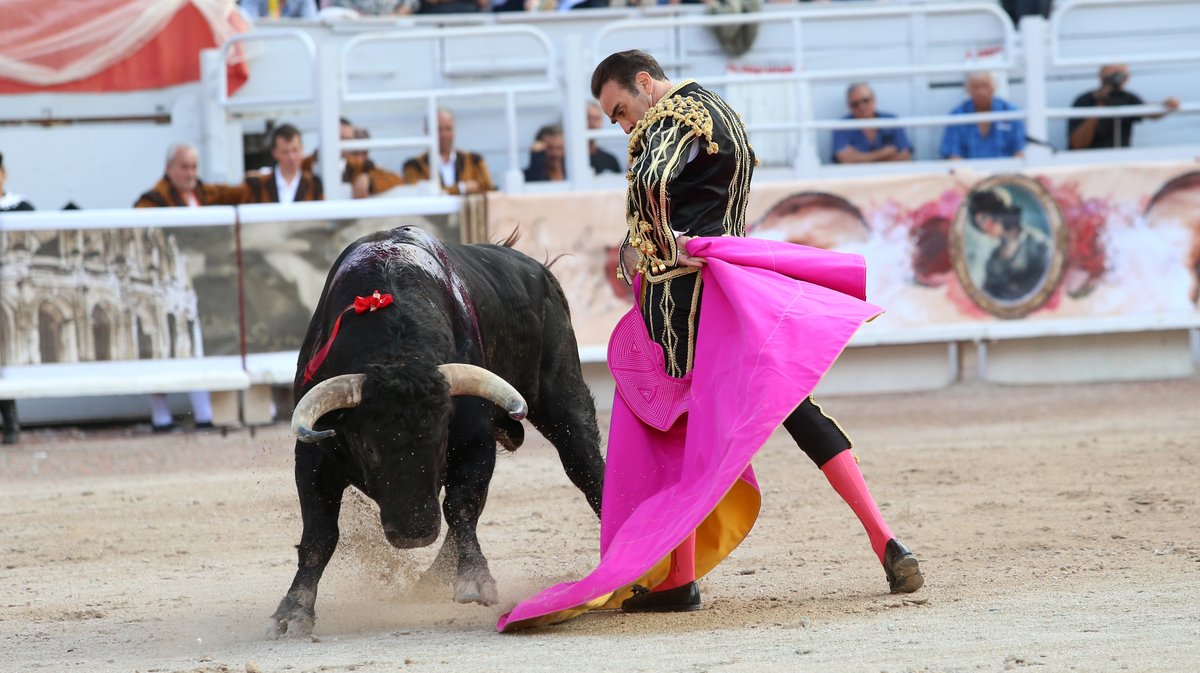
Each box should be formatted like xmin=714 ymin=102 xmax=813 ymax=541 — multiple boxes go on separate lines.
xmin=218 ymin=29 xmax=319 ymax=110
xmin=581 ymin=1 xmax=1020 ymax=174
xmin=338 ymin=25 xmax=560 ymax=192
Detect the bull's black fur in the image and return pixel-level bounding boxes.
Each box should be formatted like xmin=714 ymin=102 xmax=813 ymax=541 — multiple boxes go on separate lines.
xmin=268 ymin=226 xmax=605 ymax=638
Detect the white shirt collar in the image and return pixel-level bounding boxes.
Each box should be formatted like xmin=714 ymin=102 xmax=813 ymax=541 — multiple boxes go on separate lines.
xmin=438 ymin=151 xmax=457 ymax=189
xmin=0 ymin=192 xmax=26 ymax=210
xmin=275 ymin=169 xmax=301 ymax=204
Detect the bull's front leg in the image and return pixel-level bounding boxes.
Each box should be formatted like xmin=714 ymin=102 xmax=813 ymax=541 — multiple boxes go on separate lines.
xmin=443 ymin=406 xmax=500 ymax=605
xmin=268 ymin=442 xmax=348 ymax=638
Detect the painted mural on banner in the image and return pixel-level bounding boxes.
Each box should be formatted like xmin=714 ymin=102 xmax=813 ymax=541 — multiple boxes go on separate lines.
xmin=486 ymin=161 xmax=1200 ymax=351
xmin=0 ymin=227 xmax=216 ymax=367
xmin=0 ymin=213 xmax=458 ymax=366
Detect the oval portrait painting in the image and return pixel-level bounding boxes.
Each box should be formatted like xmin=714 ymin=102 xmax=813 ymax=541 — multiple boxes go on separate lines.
xmin=950 ymin=175 xmax=1067 ymax=319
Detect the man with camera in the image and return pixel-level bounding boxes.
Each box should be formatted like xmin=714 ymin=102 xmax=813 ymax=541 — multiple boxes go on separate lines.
xmin=1068 ymin=64 xmax=1180 ymax=150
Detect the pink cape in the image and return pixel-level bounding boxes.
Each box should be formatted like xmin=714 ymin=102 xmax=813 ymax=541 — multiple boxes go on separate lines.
xmin=497 ymin=237 xmax=882 ymax=631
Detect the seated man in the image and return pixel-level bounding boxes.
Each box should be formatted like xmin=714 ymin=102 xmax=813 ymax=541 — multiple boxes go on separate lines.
xmin=832 ymin=83 xmax=912 ymax=163
xmin=244 ymin=124 xmax=324 ymax=203
xmin=402 ymin=108 xmax=494 ymax=195
xmin=939 ymin=72 xmax=1026 ymax=160
xmin=1068 ymin=63 xmax=1180 ymax=150
xmin=135 ymin=144 xmax=245 ymax=207
xmin=587 ymin=102 xmax=623 ymax=175
xmin=346 ymin=127 xmax=406 ymax=197
xmin=524 ymin=124 xmax=567 ymax=183
xmin=298 ymin=118 xmax=403 ymax=198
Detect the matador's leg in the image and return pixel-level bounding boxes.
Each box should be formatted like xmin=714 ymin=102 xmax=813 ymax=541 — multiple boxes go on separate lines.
xmin=782 ymin=397 xmax=924 ymax=593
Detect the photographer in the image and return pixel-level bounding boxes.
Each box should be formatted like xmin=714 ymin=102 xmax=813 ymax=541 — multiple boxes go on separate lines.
xmin=1068 ymin=64 xmax=1180 ymax=150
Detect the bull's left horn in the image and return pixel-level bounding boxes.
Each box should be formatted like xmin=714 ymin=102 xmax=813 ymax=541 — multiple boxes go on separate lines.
xmin=438 ymin=363 xmax=528 ymax=420
xmin=292 ymin=373 xmax=364 ymax=443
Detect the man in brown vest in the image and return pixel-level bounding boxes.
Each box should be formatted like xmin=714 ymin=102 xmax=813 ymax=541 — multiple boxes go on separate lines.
xmin=134 ymin=144 xmax=245 ymax=208
xmin=402 ymin=108 xmax=493 ymax=195
xmin=244 ymin=124 xmax=324 ymax=203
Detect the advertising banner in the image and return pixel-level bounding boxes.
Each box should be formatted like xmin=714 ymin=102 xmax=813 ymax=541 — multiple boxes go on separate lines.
xmin=486 ymin=161 xmax=1200 ymax=351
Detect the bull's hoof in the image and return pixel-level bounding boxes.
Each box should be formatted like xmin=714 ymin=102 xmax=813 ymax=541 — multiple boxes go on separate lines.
xmin=267 ymin=592 xmax=316 ymax=639
xmin=454 ymin=573 xmax=499 ymax=606
xmin=266 ymin=612 xmax=314 ymax=640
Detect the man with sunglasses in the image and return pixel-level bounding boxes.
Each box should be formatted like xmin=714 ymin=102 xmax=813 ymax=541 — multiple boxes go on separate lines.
xmin=832 ymin=82 xmax=912 ymax=164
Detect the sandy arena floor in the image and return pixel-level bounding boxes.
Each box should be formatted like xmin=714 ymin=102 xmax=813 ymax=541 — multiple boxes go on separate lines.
xmin=1 ymin=378 xmax=1198 ymax=673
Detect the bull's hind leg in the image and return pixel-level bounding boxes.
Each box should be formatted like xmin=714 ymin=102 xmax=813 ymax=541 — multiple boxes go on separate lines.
xmin=268 ymin=441 xmax=348 ymax=638
xmin=442 ymin=398 xmax=500 ymax=605
xmin=527 ymin=353 xmax=605 ymax=517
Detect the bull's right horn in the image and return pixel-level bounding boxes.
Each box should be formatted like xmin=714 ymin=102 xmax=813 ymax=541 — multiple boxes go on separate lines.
xmin=438 ymin=363 xmax=528 ymax=420
xmin=292 ymin=373 xmax=364 ymax=443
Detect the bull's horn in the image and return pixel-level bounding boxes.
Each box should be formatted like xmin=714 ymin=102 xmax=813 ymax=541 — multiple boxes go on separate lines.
xmin=292 ymin=373 xmax=364 ymax=443
xmin=438 ymin=363 xmax=528 ymax=420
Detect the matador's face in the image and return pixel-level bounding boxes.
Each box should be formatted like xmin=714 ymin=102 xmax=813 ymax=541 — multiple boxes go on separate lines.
xmin=598 ymin=73 xmax=656 ymax=135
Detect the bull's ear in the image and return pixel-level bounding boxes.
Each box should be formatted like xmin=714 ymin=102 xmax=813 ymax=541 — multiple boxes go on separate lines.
xmin=438 ymin=364 xmax=527 ymax=420
xmin=293 ymin=374 xmax=364 ymax=442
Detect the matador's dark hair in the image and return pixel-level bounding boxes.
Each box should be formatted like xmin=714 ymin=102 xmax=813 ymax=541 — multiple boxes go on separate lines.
xmin=591 ymin=50 xmax=668 ymax=99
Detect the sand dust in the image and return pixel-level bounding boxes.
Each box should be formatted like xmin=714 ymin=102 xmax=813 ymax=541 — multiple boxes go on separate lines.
xmin=1 ymin=378 xmax=1198 ymax=672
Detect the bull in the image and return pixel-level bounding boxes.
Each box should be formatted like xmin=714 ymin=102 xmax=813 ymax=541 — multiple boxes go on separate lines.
xmin=268 ymin=226 xmax=604 ymax=638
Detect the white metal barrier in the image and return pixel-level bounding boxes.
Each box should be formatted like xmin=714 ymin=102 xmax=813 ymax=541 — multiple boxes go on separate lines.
xmin=575 ymin=2 xmax=1020 ymax=175
xmin=338 ymin=25 xmax=561 ymax=192
xmin=1040 ymin=0 xmax=1200 ymax=150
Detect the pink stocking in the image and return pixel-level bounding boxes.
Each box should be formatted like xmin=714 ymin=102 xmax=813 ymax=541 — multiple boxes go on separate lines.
xmin=821 ymin=449 xmax=894 ymax=563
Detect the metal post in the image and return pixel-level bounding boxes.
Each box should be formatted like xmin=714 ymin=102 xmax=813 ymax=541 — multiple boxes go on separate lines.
xmin=199 ymin=50 xmax=231 ymax=184
xmin=1021 ymin=16 xmax=1052 ymax=163
xmin=504 ymin=90 xmax=524 ymax=192
xmin=317 ymin=41 xmax=347 ymax=201
xmin=563 ymin=35 xmax=591 ymax=191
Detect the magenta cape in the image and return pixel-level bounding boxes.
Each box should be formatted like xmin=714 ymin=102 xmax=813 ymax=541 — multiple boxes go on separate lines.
xmin=497 ymin=237 xmax=882 ymax=631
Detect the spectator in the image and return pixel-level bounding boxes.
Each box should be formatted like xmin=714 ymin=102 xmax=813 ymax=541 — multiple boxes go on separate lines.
xmin=402 ymin=108 xmax=494 ymax=195
xmin=240 ymin=0 xmax=319 ymax=18
xmin=415 ymin=0 xmax=489 ymax=13
xmin=325 ymin=0 xmax=414 ymax=14
xmin=939 ymin=72 xmax=1026 ymax=159
xmin=244 ymin=124 xmax=324 ymax=203
xmin=0 ymin=152 xmax=34 ymax=212
xmin=524 ymin=124 xmax=567 ymax=183
xmin=134 ymin=144 xmax=245 ymax=432
xmin=831 ymin=82 xmax=912 ymax=163
xmin=587 ymin=102 xmax=624 ymax=175
xmin=134 ymin=144 xmax=245 ymax=208
xmin=1068 ymin=64 xmax=1180 ymax=150
xmin=999 ymin=0 xmax=1051 ymax=25
xmin=302 ymin=119 xmax=407 ymax=198
xmin=1 ymin=152 xmax=30 ymax=444
xmin=345 ymin=126 xmax=407 ymax=198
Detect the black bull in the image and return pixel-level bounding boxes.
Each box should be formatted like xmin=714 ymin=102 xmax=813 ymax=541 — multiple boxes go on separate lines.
xmin=268 ymin=226 xmax=604 ymax=638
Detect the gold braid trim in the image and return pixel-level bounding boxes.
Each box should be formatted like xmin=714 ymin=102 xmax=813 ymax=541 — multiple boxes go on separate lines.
xmin=624 ymin=81 xmax=717 ymax=281
xmin=626 ymin=82 xmax=717 ymax=167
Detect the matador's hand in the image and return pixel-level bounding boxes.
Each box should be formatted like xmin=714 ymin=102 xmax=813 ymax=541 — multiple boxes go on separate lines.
xmin=674 ymin=235 xmax=706 ymax=267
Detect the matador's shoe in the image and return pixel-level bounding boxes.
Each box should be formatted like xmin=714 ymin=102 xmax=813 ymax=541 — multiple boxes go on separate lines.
xmin=621 ymin=581 xmax=702 ymax=613
xmin=883 ymin=538 xmax=924 ymax=593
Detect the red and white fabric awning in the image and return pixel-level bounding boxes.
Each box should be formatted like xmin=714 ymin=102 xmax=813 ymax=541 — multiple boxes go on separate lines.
xmin=0 ymin=0 xmax=248 ymax=94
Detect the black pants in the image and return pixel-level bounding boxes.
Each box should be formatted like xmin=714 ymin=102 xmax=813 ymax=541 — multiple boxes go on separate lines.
xmin=1 ymin=399 xmax=18 ymax=444
xmin=642 ymin=272 xmax=852 ymax=467
xmin=783 ymin=397 xmax=852 ymax=468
